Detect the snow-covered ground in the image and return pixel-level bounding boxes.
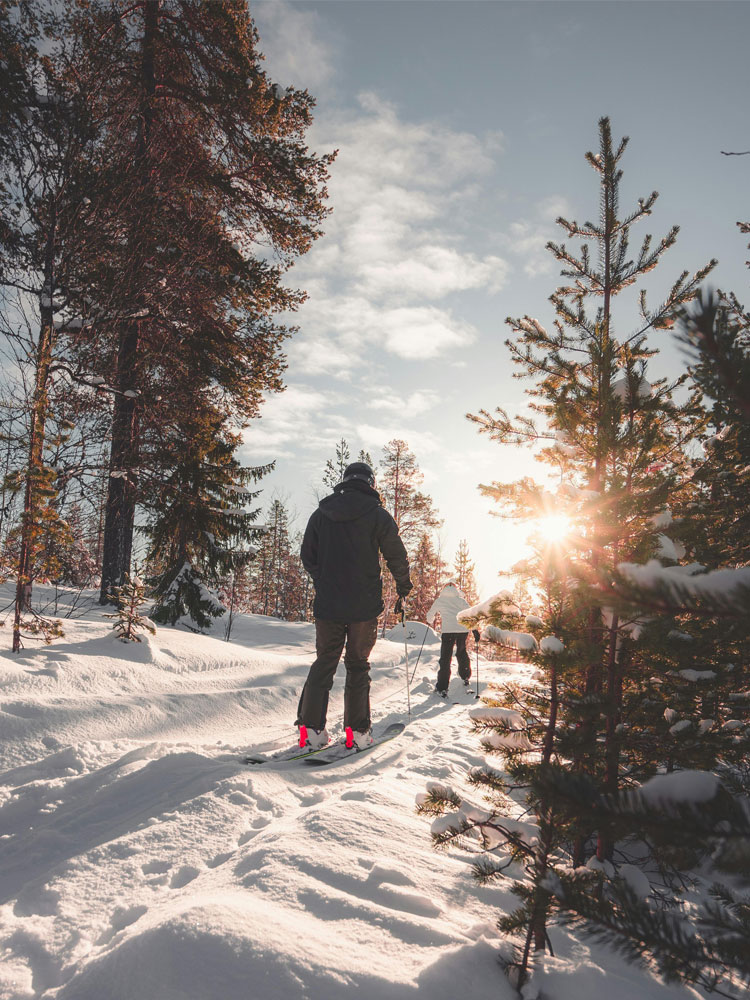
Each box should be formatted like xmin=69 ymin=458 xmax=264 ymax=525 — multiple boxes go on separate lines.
xmin=0 ymin=588 xmax=701 ymax=999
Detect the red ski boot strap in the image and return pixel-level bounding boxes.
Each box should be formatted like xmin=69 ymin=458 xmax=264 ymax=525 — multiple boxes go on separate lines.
xmin=298 ymin=725 xmax=308 ymax=748
xmin=345 ymin=726 xmax=354 ymax=749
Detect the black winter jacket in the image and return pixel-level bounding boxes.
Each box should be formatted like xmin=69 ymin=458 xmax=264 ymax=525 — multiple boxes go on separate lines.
xmin=300 ymin=479 xmax=412 ymax=623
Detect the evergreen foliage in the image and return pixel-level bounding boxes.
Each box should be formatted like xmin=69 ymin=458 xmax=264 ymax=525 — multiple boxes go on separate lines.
xmin=248 ymin=497 xmax=309 ymax=621
xmin=432 ymin=117 xmax=721 ymax=989
xmin=378 ymin=439 xmax=441 ymax=628
xmin=105 ymin=571 xmax=156 ymax=642
xmin=47 ymin=0 xmax=334 ymax=603
xmin=322 ymin=438 xmax=351 ymax=492
xmin=146 ymin=408 xmax=268 ymax=629
xmin=408 ymin=532 xmax=447 ymax=621
xmin=453 ymin=538 xmax=479 ymax=606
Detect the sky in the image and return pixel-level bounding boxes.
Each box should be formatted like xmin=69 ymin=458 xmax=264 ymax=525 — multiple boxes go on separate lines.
xmin=243 ymin=0 xmax=750 ymax=596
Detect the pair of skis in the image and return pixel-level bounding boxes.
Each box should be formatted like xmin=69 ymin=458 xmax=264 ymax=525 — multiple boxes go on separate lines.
xmin=243 ymin=722 xmax=405 ymax=768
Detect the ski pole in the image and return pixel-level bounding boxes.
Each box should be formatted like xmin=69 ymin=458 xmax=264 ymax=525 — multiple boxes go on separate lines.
xmin=401 ymin=608 xmax=411 ymax=717
xmin=409 ymin=623 xmax=429 ymax=685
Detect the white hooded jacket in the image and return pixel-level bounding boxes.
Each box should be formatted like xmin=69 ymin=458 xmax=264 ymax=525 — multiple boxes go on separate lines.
xmin=426 ymin=583 xmax=470 ymax=634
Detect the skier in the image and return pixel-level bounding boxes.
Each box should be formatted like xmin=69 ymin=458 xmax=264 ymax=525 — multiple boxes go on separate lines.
xmin=297 ymin=461 xmax=412 ymax=751
xmin=426 ymin=580 xmax=475 ymax=696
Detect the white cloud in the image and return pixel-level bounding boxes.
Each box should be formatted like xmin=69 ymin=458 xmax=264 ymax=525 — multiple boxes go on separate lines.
xmin=367 ymin=390 xmax=441 ymax=418
xmin=356 ymin=423 xmax=440 ymax=456
xmin=504 ymin=195 xmax=572 ymax=278
xmin=285 ymin=93 xmax=507 ymax=372
xmin=357 ymin=245 xmax=508 ymax=300
xmin=380 ymin=306 xmax=476 ymax=359
xmin=252 ymin=1 xmax=337 ymax=93
xmin=288 ymin=296 xmax=478 ymax=373
xmin=241 ymin=384 xmax=346 ymax=458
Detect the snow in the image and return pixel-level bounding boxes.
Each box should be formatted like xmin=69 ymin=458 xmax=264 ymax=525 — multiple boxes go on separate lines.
xmin=650 ymin=509 xmax=673 ymax=530
xmin=483 ymin=626 xmax=538 ymax=652
xmin=655 ymin=534 xmax=686 ymax=562
xmin=557 ymin=481 xmax=599 ymax=500
xmin=722 ymin=719 xmax=744 ymax=731
xmin=612 ymin=373 xmax=652 ymax=403
xmin=618 ymin=865 xmax=651 ymax=900
xmin=468 ymin=706 xmax=525 ymax=729
xmin=619 ymin=560 xmax=750 ymax=604
xmin=384 ymin=620 xmax=439 ymax=645
xmin=668 ymin=719 xmax=692 ymax=735
xmin=0 ymin=585 xmax=710 ymax=1000
xmin=639 ymin=770 xmax=720 ymax=806
xmin=539 ymin=636 xmax=565 ymax=655
xmin=677 ymin=669 xmax=716 ymax=682
xmin=458 ymin=591 xmax=521 ymax=624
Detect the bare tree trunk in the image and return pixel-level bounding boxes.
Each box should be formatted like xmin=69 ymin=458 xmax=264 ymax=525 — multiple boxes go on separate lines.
xmin=99 ymin=319 xmax=140 ymax=602
xmin=12 ymin=234 xmax=56 ymax=652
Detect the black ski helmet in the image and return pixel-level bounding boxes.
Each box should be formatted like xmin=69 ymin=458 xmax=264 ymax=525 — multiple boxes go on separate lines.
xmin=342 ymin=461 xmax=375 ymax=487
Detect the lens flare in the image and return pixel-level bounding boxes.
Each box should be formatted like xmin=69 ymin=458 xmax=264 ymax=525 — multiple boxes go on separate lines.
xmin=537 ymin=513 xmax=572 ymax=543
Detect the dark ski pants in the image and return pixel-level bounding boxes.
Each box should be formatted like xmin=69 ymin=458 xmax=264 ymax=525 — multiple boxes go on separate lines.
xmin=436 ymin=632 xmax=471 ymax=691
xmin=296 ymin=618 xmax=378 ymax=733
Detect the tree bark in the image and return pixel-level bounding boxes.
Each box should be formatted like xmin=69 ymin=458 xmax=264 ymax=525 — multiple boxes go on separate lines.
xmin=13 ymin=230 xmax=56 ymax=652
xmin=99 ymin=0 xmax=159 ymax=603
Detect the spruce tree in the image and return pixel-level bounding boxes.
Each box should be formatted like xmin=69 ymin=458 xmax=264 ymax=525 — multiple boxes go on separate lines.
xmin=146 ymin=406 xmax=268 ymax=629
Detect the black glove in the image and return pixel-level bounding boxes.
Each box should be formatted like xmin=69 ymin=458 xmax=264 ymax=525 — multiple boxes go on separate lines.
xmin=395 ymin=596 xmax=405 ymax=616
xmin=472 ymin=629 xmax=481 ymax=642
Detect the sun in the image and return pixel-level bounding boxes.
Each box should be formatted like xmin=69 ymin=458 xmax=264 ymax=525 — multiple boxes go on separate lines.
xmin=536 ymin=513 xmax=572 ymax=543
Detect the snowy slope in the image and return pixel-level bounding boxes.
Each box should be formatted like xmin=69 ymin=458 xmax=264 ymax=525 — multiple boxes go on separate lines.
xmin=0 ymin=587 xmax=701 ymax=999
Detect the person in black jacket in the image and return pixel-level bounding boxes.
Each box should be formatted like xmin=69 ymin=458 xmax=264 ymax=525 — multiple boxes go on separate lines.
xmin=297 ymin=461 xmax=412 ymax=750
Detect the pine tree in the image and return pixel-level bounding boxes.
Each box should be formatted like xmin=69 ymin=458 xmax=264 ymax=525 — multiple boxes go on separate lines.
xmin=105 ymin=571 xmax=156 ymax=642
xmin=451 ymin=117 xmax=715 ymax=980
xmin=0 ymin=9 xmax=104 ymax=650
xmin=378 ymin=438 xmax=441 ymax=629
xmin=408 ymin=532 xmax=446 ymax=621
xmin=53 ymin=0 xmax=333 ymax=604
xmin=322 ymin=438 xmax=350 ymax=492
xmin=453 ymin=538 xmax=479 ymax=606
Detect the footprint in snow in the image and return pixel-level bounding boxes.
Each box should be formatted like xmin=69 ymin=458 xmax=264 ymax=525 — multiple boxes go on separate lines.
xmin=170 ymin=865 xmax=200 ymax=889
xmin=340 ymin=790 xmax=367 ymax=802
xmin=1 ymin=701 xmax=39 ymax=718
xmin=141 ymin=859 xmax=171 ymax=875
xmin=367 ymin=864 xmax=415 ymax=888
xmin=297 ymin=788 xmax=328 ymax=807
xmin=206 ymin=851 xmax=234 ymax=869
xmin=13 ymin=884 xmax=60 ymax=918
xmin=97 ymin=905 xmax=147 ymax=944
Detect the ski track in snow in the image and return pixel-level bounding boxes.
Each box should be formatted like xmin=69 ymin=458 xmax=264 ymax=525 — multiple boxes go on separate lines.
xmin=0 ymin=588 xmax=702 ymax=1000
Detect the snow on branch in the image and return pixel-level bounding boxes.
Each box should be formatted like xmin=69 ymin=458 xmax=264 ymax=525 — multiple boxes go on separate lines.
xmin=614 ymin=560 xmax=750 ymax=617
xmin=457 ymin=590 xmax=522 ymax=627
xmin=483 ymin=626 xmax=538 ymax=652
